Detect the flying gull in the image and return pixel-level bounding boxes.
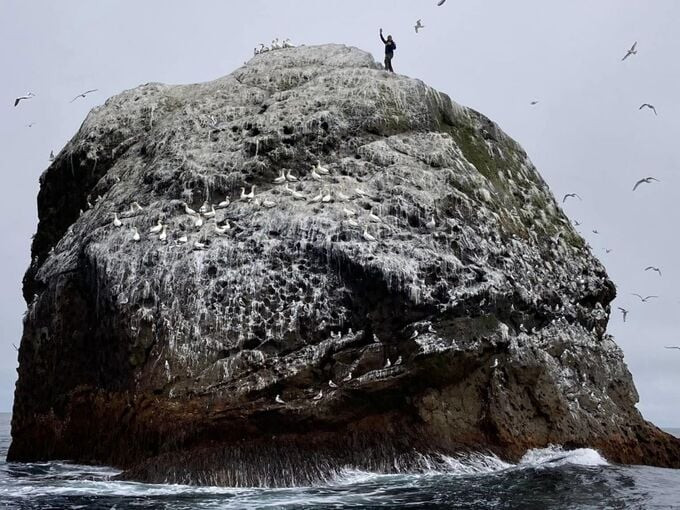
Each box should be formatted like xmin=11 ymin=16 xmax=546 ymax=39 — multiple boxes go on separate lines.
xmin=665 ymin=346 xmax=680 ymax=351
xmin=639 ymin=103 xmax=657 ymax=115
xmin=617 ymin=307 xmax=629 ymax=322
xmin=437 ymin=0 xmax=447 ymax=5
xmin=562 ymin=193 xmax=582 ymax=203
xmin=622 ymin=41 xmax=637 ymax=61
xmin=14 ymin=92 xmax=35 ymax=107
xmin=632 ymin=177 xmax=659 ymax=191
xmin=530 ymin=100 xmax=539 ymax=106
xmin=415 ymin=19 xmax=425 ymax=33
xmin=645 ymin=266 xmax=662 ymax=276
xmin=632 ymin=293 xmax=658 ymax=303
xmin=70 ymin=89 xmax=98 ymax=103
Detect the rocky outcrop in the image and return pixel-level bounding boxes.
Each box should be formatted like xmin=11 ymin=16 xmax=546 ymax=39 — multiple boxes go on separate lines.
xmin=9 ymin=44 xmax=680 ymax=486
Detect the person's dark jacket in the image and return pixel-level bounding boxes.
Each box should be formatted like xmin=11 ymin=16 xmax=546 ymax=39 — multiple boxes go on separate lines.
xmin=380 ymin=34 xmax=396 ymax=55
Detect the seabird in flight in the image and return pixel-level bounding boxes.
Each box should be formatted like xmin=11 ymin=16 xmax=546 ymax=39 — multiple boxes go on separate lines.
xmin=70 ymin=89 xmax=98 ymax=103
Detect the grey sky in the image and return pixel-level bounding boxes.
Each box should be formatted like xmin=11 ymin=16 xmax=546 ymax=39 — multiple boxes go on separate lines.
xmin=1 ymin=0 xmax=678 ymax=425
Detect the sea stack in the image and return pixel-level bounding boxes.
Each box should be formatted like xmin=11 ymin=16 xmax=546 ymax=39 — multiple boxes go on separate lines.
xmin=9 ymin=44 xmax=680 ymax=486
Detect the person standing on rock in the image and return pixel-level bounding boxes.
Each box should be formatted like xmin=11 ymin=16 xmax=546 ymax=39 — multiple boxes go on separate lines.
xmin=379 ymin=29 xmax=396 ymax=72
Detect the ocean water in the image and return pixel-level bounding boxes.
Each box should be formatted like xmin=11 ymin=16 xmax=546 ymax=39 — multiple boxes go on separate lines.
xmin=0 ymin=414 xmax=678 ymax=510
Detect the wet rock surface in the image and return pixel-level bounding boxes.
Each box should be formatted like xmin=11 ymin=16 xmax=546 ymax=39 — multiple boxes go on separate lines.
xmin=9 ymin=44 xmax=680 ymax=486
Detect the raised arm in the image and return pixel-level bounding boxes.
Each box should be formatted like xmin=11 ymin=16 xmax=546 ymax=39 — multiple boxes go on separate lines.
xmin=379 ymin=29 xmax=387 ymax=44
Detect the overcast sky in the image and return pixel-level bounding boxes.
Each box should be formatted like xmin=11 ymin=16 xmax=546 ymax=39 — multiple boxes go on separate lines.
xmin=1 ymin=0 xmax=678 ymax=425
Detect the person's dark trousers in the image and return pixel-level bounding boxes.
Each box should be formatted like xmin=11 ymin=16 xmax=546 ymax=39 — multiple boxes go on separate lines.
xmin=384 ymin=54 xmax=394 ymax=72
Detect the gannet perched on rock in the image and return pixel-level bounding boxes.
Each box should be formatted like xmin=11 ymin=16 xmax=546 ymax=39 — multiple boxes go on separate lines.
xmin=310 ymin=169 xmax=323 ymax=181
xmin=368 ymin=211 xmax=381 ymax=223
xmin=312 ymin=390 xmax=323 ymax=401
xmin=282 ymin=38 xmax=294 ymax=48
xmin=273 ymin=169 xmax=287 ymax=184
xmin=216 ymin=198 xmax=230 ymax=208
xmin=315 ymin=161 xmax=330 ymax=175
xmin=182 ymin=202 xmax=197 ymax=215
xmin=342 ymin=371 xmax=353 ymax=382
xmin=159 ymin=225 xmax=167 ymax=242
xmin=384 ymin=358 xmax=391 ymax=368
xmin=193 ymin=240 xmax=206 ymax=250
xmin=131 ymin=227 xmax=141 ymax=242
xmin=214 ymin=221 xmax=230 ymax=234
xmin=275 ymin=394 xmax=285 ymax=404
xmin=362 ymin=228 xmax=376 ymax=242
xmin=328 ymin=380 xmax=338 ymax=388
xmin=150 ymin=220 xmax=164 ymax=234
xmin=394 ymin=356 xmax=402 ymax=366
xmin=290 ymin=188 xmax=306 ymax=200
xmin=241 ymin=185 xmax=256 ymax=201
xmin=285 ymin=169 xmax=298 ymax=182
xmin=322 ymin=191 xmax=332 ymax=203
xmin=262 ymin=199 xmax=276 ymax=208
xmin=336 ymin=191 xmax=350 ymax=202
xmin=426 ymin=216 xmax=436 ymax=230
xmin=347 ymin=218 xmax=360 ymax=228
xmin=311 ymin=190 xmax=323 ymax=202
xmin=112 ymin=213 xmax=122 ymax=227
xmin=199 ymin=201 xmax=210 ymax=214
xmin=178 ymin=235 xmax=188 ymax=244
xmin=203 ymin=205 xmax=216 ymax=218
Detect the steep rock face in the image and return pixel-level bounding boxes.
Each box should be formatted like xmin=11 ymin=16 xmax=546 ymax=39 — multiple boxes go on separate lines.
xmin=9 ymin=44 xmax=680 ymax=485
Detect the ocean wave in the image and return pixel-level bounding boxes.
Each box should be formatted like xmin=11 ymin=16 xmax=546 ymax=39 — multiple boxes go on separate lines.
xmin=0 ymin=445 xmax=609 ymax=498
xmin=328 ymin=446 xmax=607 ymax=486
xmin=518 ymin=445 xmax=609 ymax=468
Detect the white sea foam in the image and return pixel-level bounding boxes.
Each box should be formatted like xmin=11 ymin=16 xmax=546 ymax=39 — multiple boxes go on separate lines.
xmin=518 ymin=445 xmax=609 ymax=468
